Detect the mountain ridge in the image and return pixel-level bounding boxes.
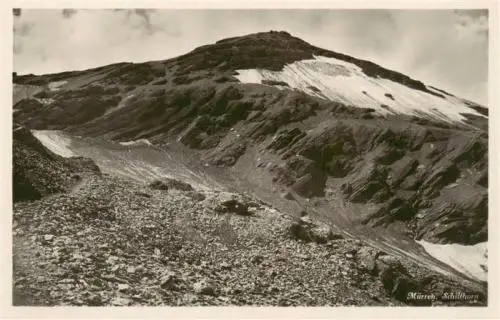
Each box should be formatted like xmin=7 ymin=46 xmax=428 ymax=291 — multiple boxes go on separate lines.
xmin=12 ymin=30 xmax=488 ymax=306
xmin=14 ymin=31 xmax=486 ymax=106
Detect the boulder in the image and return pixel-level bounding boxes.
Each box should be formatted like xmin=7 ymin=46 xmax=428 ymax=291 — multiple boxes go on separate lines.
xmin=357 ymin=246 xmax=385 ymax=275
xmin=374 ymin=255 xmax=421 ymax=303
xmin=148 ymin=178 xmax=194 ymax=192
xmin=215 ymin=199 xmax=252 ymax=216
xmin=193 ymin=280 xmax=217 ymax=296
xmin=288 ymin=217 xmax=337 ymax=244
xmin=159 ymin=271 xmax=179 ymax=290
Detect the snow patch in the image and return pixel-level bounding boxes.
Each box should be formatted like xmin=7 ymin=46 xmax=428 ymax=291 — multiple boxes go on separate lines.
xmin=34 ymin=97 xmax=56 ymax=105
xmin=103 ymin=94 xmax=136 ymax=116
xmin=234 ymin=55 xmax=485 ymax=123
xmin=119 ymin=139 xmax=153 ymax=147
xmin=48 ymin=81 xmax=68 ymax=91
xmin=234 ymin=69 xmax=263 ymax=83
xmin=417 ymin=240 xmax=487 ymax=282
xmin=31 ymin=130 xmax=76 ymax=158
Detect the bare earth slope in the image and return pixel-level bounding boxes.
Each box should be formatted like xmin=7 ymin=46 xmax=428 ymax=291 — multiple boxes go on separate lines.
xmin=12 ymin=31 xmax=488 ymax=306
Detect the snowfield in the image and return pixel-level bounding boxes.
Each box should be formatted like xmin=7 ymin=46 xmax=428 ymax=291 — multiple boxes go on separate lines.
xmin=30 ymin=130 xmax=221 ymax=191
xmin=417 ymin=240 xmax=487 ymax=282
xmin=31 ymin=130 xmax=76 ymax=158
xmin=235 ymin=56 xmax=484 ymax=124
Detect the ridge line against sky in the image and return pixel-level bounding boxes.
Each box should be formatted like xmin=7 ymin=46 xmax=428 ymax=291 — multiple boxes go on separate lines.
xmin=13 ymin=9 xmax=488 ymax=105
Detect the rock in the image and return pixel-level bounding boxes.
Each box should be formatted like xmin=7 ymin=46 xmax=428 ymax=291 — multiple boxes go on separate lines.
xmin=251 ymin=254 xmax=265 ymax=265
xmin=375 ymin=255 xmax=419 ymax=302
xmin=134 ymin=191 xmax=152 ymax=198
xmin=389 ymin=277 xmax=421 ymax=303
xmin=117 ymin=284 xmax=130 ymax=292
xmin=215 ymin=199 xmax=252 ymax=216
xmin=288 ymin=217 xmax=337 ymax=244
xmin=182 ymin=293 xmax=198 ymax=304
xmin=136 ymin=265 xmax=145 ymax=273
xmin=267 ymin=269 xmax=278 ymax=278
xmin=291 ymin=172 xmax=327 ymax=198
xmin=350 ymin=181 xmax=390 ymax=203
xmin=421 ymin=163 xmax=460 ymax=198
xmin=164 ymin=178 xmax=194 ymax=191
xmin=415 ymin=194 xmax=487 ymax=244
xmin=193 ymin=280 xmax=217 ymax=296
xmin=357 ymin=246 xmax=385 ymax=275
xmin=148 ymin=180 xmax=169 ymax=191
xmin=310 ymin=224 xmax=336 ymax=244
xmin=220 ymin=262 xmax=232 ymax=270
xmin=68 ymin=262 xmax=82 ymax=273
xmin=159 ymin=271 xmax=178 ymax=290
xmin=85 ymin=293 xmax=104 ymax=306
xmin=58 ymin=278 xmax=74 ymax=284
xmin=281 ymin=191 xmax=295 ymax=200
xmin=189 ymin=192 xmax=206 ymax=202
xmin=43 ymin=234 xmax=54 ymax=242
xmin=345 ymin=252 xmax=355 ymax=259
xmin=110 ymin=296 xmax=132 ymax=306
xmin=126 ymin=266 xmax=136 ymax=274
xmin=297 ymin=253 xmax=310 ymax=260
xmin=205 ymin=142 xmax=247 ymax=167
xmin=377 ymin=255 xmax=401 ymax=266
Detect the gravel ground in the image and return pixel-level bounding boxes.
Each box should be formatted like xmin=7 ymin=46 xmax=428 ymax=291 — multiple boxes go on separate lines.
xmin=13 ymin=173 xmax=486 ymax=306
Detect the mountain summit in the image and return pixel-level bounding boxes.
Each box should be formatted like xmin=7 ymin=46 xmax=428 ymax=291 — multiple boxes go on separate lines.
xmin=13 ymin=31 xmax=488 ymax=306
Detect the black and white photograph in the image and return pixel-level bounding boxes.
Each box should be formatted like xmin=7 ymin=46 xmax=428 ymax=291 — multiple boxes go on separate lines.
xmin=7 ymin=3 xmax=497 ymax=315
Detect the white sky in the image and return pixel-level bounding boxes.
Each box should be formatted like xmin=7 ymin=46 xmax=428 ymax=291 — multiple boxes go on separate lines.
xmin=13 ymin=9 xmax=488 ymax=105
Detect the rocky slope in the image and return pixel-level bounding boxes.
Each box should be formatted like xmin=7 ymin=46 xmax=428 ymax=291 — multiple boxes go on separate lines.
xmin=12 ymin=31 xmax=488 ymax=305
xmin=13 ymin=168 xmax=486 ymax=306
xmin=13 ymin=124 xmax=100 ymax=202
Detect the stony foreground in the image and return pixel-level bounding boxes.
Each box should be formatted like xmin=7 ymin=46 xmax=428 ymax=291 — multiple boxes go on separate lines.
xmin=13 ymin=173 xmax=486 ymax=306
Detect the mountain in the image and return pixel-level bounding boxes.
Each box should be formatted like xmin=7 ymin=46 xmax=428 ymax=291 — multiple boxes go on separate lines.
xmin=12 ymin=31 xmax=488 ymax=306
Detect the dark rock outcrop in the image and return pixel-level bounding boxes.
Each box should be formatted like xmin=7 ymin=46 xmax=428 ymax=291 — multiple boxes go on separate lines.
xmin=148 ymin=178 xmax=194 ymax=192
xmin=215 ymin=199 xmax=252 ymax=216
